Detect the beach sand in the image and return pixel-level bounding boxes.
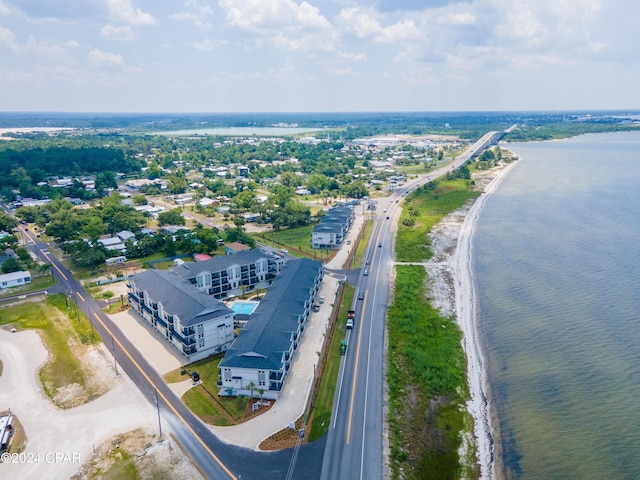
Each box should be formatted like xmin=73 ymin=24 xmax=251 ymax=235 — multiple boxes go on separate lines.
xmin=425 ymin=158 xmax=519 ymax=479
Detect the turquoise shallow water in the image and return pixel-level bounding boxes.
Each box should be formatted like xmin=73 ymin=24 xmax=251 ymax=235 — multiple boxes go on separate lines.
xmin=473 ymin=132 xmax=640 ymax=480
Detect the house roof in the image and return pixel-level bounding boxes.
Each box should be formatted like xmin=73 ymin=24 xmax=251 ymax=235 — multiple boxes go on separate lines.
xmin=226 ymin=242 xmax=251 ymax=252
xmin=0 ymin=270 xmax=31 ymax=282
xmin=130 ymin=269 xmax=232 ymax=327
xmin=171 ymin=248 xmax=273 ymax=281
xmin=219 ymin=258 xmax=322 ymax=371
xmin=312 ymin=223 xmax=343 ymax=233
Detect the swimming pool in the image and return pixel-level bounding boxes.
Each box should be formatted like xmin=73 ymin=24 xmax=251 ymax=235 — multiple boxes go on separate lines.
xmin=230 ymin=301 xmax=259 ymax=315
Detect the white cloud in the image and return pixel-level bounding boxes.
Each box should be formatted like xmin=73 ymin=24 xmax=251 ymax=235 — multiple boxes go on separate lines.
xmin=336 ymin=51 xmax=366 ymax=62
xmin=324 ymin=65 xmax=356 ymax=77
xmin=337 ymin=7 xmax=421 ymax=43
xmin=106 ymin=0 xmax=155 ymax=26
xmin=0 ymin=25 xmax=18 ymax=52
xmin=220 ymin=0 xmax=332 ymax=33
xmin=0 ymin=27 xmax=70 ymax=59
xmin=100 ymin=24 xmax=136 ymax=41
xmin=191 ymin=38 xmax=219 ymax=51
xmin=88 ymin=48 xmax=126 ymax=69
xmin=171 ymin=0 xmax=214 ymax=31
xmin=219 ymin=0 xmax=338 ymax=53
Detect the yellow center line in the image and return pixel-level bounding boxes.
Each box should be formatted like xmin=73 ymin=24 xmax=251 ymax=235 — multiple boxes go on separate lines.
xmin=77 ymin=292 xmax=85 ymax=302
xmin=346 ymin=223 xmax=384 ymax=444
xmin=43 ymin=252 xmax=68 ymax=281
xmin=90 ymin=313 xmax=236 ymax=479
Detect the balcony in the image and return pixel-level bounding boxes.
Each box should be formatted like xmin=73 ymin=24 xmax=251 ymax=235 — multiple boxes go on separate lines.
xmin=269 ymin=382 xmax=282 ymax=391
xmin=269 ymin=371 xmax=283 ymax=381
xmin=183 ymin=345 xmax=197 ymax=355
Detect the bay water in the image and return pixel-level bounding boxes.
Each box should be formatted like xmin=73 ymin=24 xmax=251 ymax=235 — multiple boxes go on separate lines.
xmin=473 ymin=131 xmax=640 ymax=479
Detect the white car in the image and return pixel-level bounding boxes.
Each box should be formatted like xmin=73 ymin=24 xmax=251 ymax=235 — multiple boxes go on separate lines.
xmin=280 ymin=249 xmax=288 ymax=253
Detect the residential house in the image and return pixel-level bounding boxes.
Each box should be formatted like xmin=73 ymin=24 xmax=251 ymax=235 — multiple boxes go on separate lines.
xmin=218 ymin=258 xmax=323 ymax=400
xmin=171 ymin=248 xmax=285 ymax=299
xmin=311 ymin=205 xmax=354 ymax=249
xmin=127 ymin=269 xmax=235 ymax=361
xmin=0 ymin=270 xmax=31 ymax=289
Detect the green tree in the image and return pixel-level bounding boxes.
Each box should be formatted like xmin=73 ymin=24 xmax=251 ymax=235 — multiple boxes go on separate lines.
xmin=157 ymin=208 xmax=185 ymax=227
xmin=80 ymin=216 xmax=105 ymax=243
xmin=1 ymin=257 xmax=22 ymax=273
xmin=15 ymin=247 xmax=31 ymax=262
xmin=0 ymin=211 xmax=18 ymax=231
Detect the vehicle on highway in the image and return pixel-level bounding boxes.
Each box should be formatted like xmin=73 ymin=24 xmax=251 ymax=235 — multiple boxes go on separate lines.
xmin=378 ymin=243 xmax=382 ymax=248
xmin=386 ymin=216 xmax=389 ymax=220
xmin=365 ymin=260 xmax=370 ymax=265
xmin=358 ymin=291 xmax=364 ymax=300
xmin=363 ymin=269 xmax=368 ymax=276
xmin=340 ymin=340 xmax=347 ymax=355
xmin=346 ymin=310 xmax=355 ymax=329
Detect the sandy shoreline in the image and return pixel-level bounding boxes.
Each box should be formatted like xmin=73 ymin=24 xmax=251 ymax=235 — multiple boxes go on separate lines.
xmin=425 ymin=157 xmax=519 ymax=479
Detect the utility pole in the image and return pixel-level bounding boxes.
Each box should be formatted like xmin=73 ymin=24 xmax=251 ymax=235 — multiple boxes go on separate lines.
xmin=111 ymin=334 xmax=119 ymax=376
xmin=89 ymin=306 xmax=94 ymax=340
xmin=155 ymin=388 xmax=163 ymax=438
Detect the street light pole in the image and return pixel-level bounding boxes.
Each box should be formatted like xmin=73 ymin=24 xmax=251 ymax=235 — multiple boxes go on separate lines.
xmin=155 ymin=388 xmax=163 ymax=438
xmin=111 ymin=334 xmax=119 ymax=376
xmin=89 ymin=306 xmax=94 ymax=340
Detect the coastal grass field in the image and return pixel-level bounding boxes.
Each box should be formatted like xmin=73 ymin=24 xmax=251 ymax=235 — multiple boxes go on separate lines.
xmin=0 ymin=293 xmax=102 ymax=407
xmin=387 ymin=265 xmax=476 ymax=480
xmin=396 ymin=178 xmax=480 ymax=262
xmin=389 ymin=171 xmax=482 ymax=479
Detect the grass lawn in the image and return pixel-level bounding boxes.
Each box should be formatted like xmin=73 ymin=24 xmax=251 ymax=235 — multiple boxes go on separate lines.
xmin=167 ymin=354 xmax=255 ymax=425
xmin=308 ymin=284 xmax=353 ymax=441
xmin=262 ymin=225 xmax=313 ymax=250
xmin=352 ymin=219 xmax=373 ymax=268
xmin=0 ymin=293 xmax=101 ymax=406
xmin=396 ymin=178 xmax=480 ymax=262
xmin=260 ymin=225 xmax=331 ymax=260
xmin=182 ymin=388 xmax=234 ymax=426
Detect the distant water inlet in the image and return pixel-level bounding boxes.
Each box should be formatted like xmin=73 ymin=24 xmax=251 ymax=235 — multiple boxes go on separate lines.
xmin=473 ymin=132 xmax=640 ymax=480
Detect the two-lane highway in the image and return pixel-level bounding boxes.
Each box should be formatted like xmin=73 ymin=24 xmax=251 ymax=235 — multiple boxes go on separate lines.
xmin=320 ymin=128 xmax=510 ymax=479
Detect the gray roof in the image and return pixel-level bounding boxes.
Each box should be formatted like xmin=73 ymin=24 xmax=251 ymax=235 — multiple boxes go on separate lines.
xmin=220 ymin=258 xmax=322 ymax=371
xmin=320 ymin=215 xmax=350 ymax=224
xmin=171 ymin=248 xmax=273 ymax=280
xmin=131 ymin=269 xmax=232 ymax=326
xmin=312 ymin=223 xmax=343 ymax=233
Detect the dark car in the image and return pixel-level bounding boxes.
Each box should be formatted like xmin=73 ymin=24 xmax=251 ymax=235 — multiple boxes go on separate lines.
xmin=358 ymin=292 xmax=364 ymax=300
xmin=378 ymin=243 xmax=382 ymax=248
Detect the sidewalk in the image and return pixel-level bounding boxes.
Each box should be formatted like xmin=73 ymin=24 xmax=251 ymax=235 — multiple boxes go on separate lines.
xmin=325 ymin=211 xmax=366 ymax=271
xmin=209 ymin=274 xmax=340 ymax=449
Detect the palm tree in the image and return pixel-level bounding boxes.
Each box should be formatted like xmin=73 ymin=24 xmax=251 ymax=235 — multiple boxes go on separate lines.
xmin=246 ymin=381 xmax=256 ymax=401
xmin=258 ymin=388 xmax=265 ymax=405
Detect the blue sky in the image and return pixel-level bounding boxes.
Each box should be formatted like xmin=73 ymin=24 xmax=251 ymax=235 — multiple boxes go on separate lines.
xmin=1 ymin=0 xmax=638 ymax=112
